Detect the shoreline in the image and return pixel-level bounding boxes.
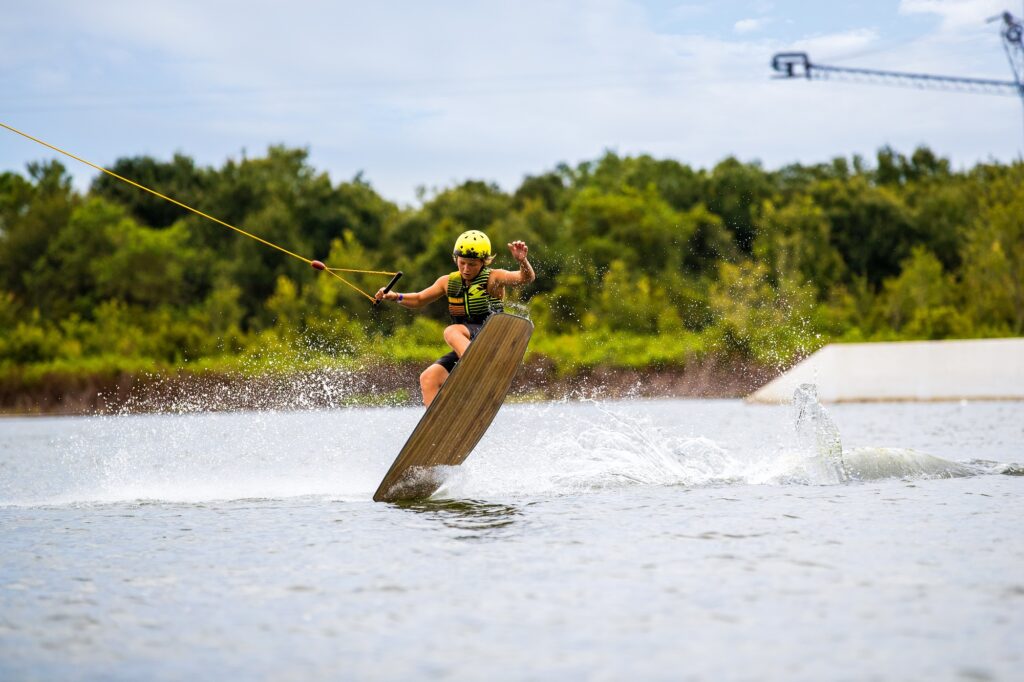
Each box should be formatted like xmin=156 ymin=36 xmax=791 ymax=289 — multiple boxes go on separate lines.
xmin=0 ymin=358 xmax=778 ymax=416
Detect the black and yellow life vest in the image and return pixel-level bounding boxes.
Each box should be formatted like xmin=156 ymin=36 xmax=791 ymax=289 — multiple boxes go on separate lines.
xmin=447 ymin=268 xmax=503 ymax=324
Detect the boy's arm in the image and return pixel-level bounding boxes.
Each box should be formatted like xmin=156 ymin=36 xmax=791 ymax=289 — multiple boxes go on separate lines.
xmin=377 ymin=275 xmax=448 ymax=308
xmin=488 ymin=241 xmax=535 ymax=290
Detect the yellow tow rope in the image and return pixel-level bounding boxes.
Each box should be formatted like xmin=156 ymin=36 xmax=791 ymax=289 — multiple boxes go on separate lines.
xmin=0 ymin=121 xmax=396 ymax=303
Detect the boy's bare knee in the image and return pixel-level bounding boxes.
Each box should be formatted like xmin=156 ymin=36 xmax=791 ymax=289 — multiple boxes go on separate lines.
xmin=420 ymin=365 xmax=445 ymax=385
xmin=443 ymin=324 xmax=466 ymax=344
xmin=419 ymin=364 xmax=448 ymax=407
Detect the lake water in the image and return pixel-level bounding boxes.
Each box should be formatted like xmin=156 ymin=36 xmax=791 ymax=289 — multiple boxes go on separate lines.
xmin=1 ymin=396 xmax=1022 ymax=680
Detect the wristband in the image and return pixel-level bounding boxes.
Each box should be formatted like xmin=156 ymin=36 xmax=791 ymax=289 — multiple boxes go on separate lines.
xmin=397 ymin=294 xmax=404 ymax=302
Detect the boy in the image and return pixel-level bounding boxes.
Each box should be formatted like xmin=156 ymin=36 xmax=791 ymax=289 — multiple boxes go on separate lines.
xmin=375 ymin=230 xmax=535 ymax=406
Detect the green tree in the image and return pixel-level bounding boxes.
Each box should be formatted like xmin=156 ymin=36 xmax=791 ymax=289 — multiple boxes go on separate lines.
xmin=678 ymin=203 xmax=735 ymax=277
xmin=22 ymin=197 xmax=117 ymax=316
xmin=960 ymin=168 xmax=1024 ymax=334
xmin=92 ymin=220 xmax=198 ymax=307
xmin=875 ymin=145 xmax=950 ymax=186
xmin=905 ymin=182 xmax=974 ymax=271
xmin=584 ymin=151 xmax=703 ymax=212
xmin=596 ymin=259 xmax=661 ymax=333
xmin=0 ymin=161 xmax=77 ymax=297
xmin=91 ymin=154 xmax=207 ymax=228
xmin=706 ymin=260 xmax=820 ymax=366
xmin=565 ymin=185 xmax=688 ymax=274
xmin=881 ymin=247 xmax=966 ymax=338
xmin=529 ymin=273 xmax=590 ymax=333
xmin=811 ymin=175 xmax=918 ymax=286
xmin=754 ymin=196 xmax=845 ymax=295
xmin=514 ymin=172 xmax=569 ymax=212
xmin=703 ymin=157 xmax=775 ymax=252
xmin=333 ymin=174 xmax=398 ymax=251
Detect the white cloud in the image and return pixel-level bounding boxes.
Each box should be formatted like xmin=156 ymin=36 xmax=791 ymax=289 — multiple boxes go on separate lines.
xmin=1 ymin=0 xmax=1019 ymax=203
xmin=899 ymin=0 xmax=1007 ymax=32
xmin=668 ymin=3 xmax=712 ymax=21
xmin=789 ymin=28 xmax=881 ymax=57
xmin=894 ymin=0 xmax=1013 ymax=75
xmin=734 ymin=18 xmax=768 ymax=34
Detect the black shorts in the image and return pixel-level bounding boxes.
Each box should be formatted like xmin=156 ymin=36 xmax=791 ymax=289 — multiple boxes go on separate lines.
xmin=434 ymin=323 xmax=483 ymax=373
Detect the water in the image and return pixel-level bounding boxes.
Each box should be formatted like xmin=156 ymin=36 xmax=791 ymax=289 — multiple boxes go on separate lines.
xmin=1 ymin=396 xmax=1022 ymax=680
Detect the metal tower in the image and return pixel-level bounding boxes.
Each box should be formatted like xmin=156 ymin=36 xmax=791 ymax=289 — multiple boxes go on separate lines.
xmin=771 ymin=9 xmax=1024 ymax=135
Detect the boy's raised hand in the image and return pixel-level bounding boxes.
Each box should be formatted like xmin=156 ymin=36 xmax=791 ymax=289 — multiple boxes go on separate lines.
xmin=508 ymin=240 xmax=528 ymax=262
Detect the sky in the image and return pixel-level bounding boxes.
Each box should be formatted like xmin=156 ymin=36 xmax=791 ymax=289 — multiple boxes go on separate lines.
xmin=2 ymin=0 xmax=1022 ymax=205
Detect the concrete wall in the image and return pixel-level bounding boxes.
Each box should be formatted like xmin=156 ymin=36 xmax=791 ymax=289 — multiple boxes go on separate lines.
xmin=747 ymin=337 xmax=1024 ymax=403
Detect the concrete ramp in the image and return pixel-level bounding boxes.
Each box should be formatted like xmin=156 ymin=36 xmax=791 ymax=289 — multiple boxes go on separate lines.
xmin=748 ymin=337 xmax=1024 ymax=403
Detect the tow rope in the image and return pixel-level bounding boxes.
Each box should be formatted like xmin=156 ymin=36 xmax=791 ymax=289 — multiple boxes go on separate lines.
xmin=0 ymin=121 xmax=401 ymax=303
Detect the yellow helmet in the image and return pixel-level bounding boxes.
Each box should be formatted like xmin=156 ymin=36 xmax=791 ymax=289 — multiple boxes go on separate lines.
xmin=452 ymin=230 xmax=492 ymax=260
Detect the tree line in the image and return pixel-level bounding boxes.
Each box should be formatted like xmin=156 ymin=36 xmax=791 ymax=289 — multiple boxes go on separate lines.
xmin=1 ymin=145 xmax=1022 ymax=391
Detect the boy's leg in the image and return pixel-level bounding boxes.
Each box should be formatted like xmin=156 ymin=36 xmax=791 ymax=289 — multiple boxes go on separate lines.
xmin=443 ymin=324 xmax=472 ymax=357
xmin=419 ymin=364 xmax=449 ymax=407
xmin=422 ymin=347 xmax=458 ymax=408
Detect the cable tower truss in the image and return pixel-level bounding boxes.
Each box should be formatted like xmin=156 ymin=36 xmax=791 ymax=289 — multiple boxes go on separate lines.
xmin=771 ymin=9 xmax=1024 ymax=137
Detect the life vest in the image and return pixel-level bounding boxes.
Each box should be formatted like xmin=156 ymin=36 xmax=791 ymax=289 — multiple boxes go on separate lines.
xmin=447 ymin=268 xmax=503 ymax=324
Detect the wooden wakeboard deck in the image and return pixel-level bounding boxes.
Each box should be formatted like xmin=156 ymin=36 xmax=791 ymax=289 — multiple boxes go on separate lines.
xmin=372 ymin=313 xmax=534 ymax=502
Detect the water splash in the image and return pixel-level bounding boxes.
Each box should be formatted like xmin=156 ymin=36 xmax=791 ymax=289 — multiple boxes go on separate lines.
xmin=35 ymin=407 xmax=407 ymax=506
xmin=6 ymin=390 xmax=1017 ymax=508
xmin=109 ymin=366 xmax=412 ymax=416
xmin=785 ymin=383 xmax=984 ymax=483
xmin=843 ymin=447 xmax=978 ymax=480
xmin=792 ymin=383 xmax=849 ymax=484
xmin=436 ymin=399 xmax=747 ymax=499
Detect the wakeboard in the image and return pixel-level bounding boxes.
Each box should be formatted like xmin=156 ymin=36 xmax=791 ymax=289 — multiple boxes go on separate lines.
xmin=372 ymin=313 xmax=534 ymax=502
